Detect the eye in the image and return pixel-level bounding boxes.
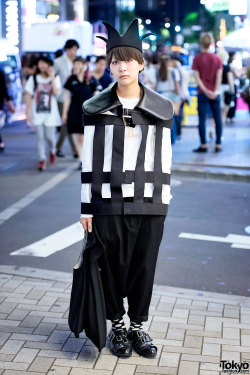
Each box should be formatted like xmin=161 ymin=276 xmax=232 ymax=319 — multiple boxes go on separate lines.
xmin=127 ymin=59 xmax=132 ymax=62
xmin=112 ymin=60 xmax=117 ymax=65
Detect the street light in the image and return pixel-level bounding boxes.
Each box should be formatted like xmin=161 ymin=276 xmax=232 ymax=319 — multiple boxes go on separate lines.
xmin=175 ymin=25 xmax=181 ymax=32
xmin=145 ymin=19 xmax=151 ymax=24
xmin=165 ymin=22 xmax=170 ymax=28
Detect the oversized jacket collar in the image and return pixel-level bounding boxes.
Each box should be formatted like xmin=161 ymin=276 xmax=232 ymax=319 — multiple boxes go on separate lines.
xmin=83 ymin=82 xmax=173 ymax=121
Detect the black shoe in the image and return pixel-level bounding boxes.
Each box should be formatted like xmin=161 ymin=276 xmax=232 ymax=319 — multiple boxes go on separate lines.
xmin=73 ymin=152 xmax=78 ymax=159
xmin=56 ymin=150 xmax=65 ymax=158
xmin=193 ymin=146 xmax=208 ymax=153
xmin=215 ymin=146 xmax=222 ymax=152
xmin=127 ymin=329 xmax=157 ymax=358
xmin=107 ymin=329 xmax=132 ymax=358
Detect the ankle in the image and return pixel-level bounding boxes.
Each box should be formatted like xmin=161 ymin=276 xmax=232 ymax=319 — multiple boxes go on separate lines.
xmin=111 ymin=318 xmax=126 ymax=333
xmin=130 ymin=321 xmax=143 ymax=332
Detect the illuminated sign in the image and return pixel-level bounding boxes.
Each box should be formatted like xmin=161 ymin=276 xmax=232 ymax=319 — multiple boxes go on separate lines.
xmin=5 ymin=0 xmax=19 ymax=49
xmin=205 ymin=0 xmax=229 ymax=12
xmin=229 ymin=0 xmax=247 ymax=15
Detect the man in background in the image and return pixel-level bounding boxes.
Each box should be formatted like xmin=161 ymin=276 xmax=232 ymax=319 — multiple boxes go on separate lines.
xmin=54 ymin=39 xmax=79 ymax=158
xmin=192 ymin=33 xmax=223 ymax=153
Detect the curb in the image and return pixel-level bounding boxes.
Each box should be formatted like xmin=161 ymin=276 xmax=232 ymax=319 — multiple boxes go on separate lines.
xmin=1 ymin=265 xmax=250 ymax=307
xmin=172 ymin=165 xmax=250 ymax=182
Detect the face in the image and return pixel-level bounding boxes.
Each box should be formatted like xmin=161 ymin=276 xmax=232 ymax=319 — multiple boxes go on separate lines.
xmin=38 ymin=60 xmax=50 ymax=73
xmin=73 ymin=61 xmax=86 ymax=75
xmin=110 ymin=57 xmax=144 ymax=86
xmin=95 ymin=59 xmax=106 ymax=73
xmin=66 ymin=46 xmax=78 ymax=59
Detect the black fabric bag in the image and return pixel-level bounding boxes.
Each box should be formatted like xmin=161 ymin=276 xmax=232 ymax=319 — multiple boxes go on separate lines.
xmin=68 ymin=228 xmax=107 ymax=351
xmin=224 ymin=91 xmax=234 ymax=105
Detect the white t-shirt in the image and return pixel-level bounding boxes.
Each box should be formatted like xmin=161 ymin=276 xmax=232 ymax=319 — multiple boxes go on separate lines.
xmin=25 ymin=74 xmax=62 ymax=127
xmin=81 ymin=95 xmax=172 ymax=218
xmin=54 ymin=54 xmax=73 ymax=103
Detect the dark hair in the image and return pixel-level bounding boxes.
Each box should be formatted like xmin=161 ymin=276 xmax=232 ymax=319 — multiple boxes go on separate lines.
xmin=228 ymin=51 xmax=235 ymax=64
xmin=55 ymin=49 xmax=63 ymax=58
xmin=64 ymin=39 xmax=80 ymax=50
xmin=95 ymin=55 xmax=106 ymax=64
xmin=73 ymin=56 xmax=87 ymax=64
xmin=158 ymin=55 xmax=170 ymax=81
xmin=37 ymin=56 xmax=53 ymax=66
xmin=107 ymin=46 xmax=144 ymax=67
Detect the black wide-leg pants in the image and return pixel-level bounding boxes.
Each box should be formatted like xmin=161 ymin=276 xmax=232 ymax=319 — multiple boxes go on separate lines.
xmin=93 ymin=214 xmax=165 ymax=323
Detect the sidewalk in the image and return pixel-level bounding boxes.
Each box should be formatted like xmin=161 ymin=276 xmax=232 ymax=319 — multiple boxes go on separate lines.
xmin=1 ymin=266 xmax=250 ymax=375
xmin=172 ymin=115 xmax=250 ymax=182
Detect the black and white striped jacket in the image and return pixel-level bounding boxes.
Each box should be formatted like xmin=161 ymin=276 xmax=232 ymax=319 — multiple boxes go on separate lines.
xmin=81 ymin=82 xmax=174 ymax=217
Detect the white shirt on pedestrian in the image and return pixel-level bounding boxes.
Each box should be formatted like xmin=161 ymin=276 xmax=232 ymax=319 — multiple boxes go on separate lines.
xmin=81 ymin=96 xmax=172 ymax=218
xmin=25 ymin=74 xmax=62 ymax=127
xmin=53 ymin=54 xmax=73 ymax=103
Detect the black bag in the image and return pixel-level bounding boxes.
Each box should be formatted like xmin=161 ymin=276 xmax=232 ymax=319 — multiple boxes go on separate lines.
xmin=224 ymin=91 xmax=234 ymax=105
xmin=68 ymin=229 xmax=106 ymax=351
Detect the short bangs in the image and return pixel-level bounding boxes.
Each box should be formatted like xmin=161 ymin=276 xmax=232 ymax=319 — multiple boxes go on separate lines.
xmin=107 ymin=46 xmax=144 ymax=66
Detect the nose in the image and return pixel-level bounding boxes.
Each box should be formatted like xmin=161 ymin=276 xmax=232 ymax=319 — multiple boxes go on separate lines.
xmin=119 ymin=61 xmax=127 ymax=71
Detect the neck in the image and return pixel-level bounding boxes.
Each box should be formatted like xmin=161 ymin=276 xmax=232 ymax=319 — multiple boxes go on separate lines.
xmin=202 ymin=48 xmax=210 ymax=53
xmin=40 ymin=72 xmax=48 ymax=78
xmin=66 ymin=53 xmax=73 ymax=62
xmin=77 ymin=71 xmax=84 ymax=81
xmin=116 ymin=81 xmax=140 ymax=99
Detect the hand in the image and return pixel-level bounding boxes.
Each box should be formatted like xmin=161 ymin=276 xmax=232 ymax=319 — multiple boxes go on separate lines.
xmin=80 ymin=217 xmax=92 ymax=232
xmin=48 ymin=66 xmax=55 ymax=78
xmin=205 ymin=90 xmax=217 ymax=100
xmin=8 ymin=101 xmax=15 ymax=113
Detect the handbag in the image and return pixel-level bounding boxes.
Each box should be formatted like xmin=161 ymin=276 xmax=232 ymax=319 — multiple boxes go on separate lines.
xmin=224 ymin=91 xmax=234 ymax=105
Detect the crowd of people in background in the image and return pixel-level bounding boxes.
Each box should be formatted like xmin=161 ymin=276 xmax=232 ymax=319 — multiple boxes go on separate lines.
xmin=0 ymin=35 xmax=249 ymax=170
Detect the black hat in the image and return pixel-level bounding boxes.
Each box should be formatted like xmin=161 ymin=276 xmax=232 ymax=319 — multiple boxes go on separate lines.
xmin=96 ymin=19 xmax=155 ymax=53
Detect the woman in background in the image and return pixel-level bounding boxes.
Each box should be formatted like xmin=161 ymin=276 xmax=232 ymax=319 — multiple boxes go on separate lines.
xmin=62 ymin=57 xmax=101 ymax=169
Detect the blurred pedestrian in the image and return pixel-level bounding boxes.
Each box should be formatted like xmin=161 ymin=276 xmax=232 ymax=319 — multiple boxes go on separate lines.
xmin=91 ymin=56 xmax=113 ymax=90
xmin=227 ymin=52 xmax=241 ymax=123
xmin=139 ymin=54 xmax=157 ymax=90
xmin=0 ymin=67 xmax=15 ymax=151
xmin=216 ymin=49 xmax=235 ymax=126
xmin=25 ymin=56 xmax=61 ymax=171
xmin=156 ymin=55 xmax=181 ymax=143
xmin=62 ymin=57 xmax=101 ymax=169
xmin=171 ymin=56 xmax=190 ymax=139
xmin=54 ymin=39 xmax=79 ymax=158
xmin=192 ymin=33 xmax=223 ymax=152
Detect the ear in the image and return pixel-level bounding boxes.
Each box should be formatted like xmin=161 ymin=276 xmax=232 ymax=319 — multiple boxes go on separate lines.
xmin=138 ymin=60 xmax=144 ymax=73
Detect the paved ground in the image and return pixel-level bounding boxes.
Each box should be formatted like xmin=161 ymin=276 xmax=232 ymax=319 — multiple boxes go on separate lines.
xmin=0 ymin=266 xmax=250 ymax=375
xmin=1 ymin=110 xmax=249 ymax=374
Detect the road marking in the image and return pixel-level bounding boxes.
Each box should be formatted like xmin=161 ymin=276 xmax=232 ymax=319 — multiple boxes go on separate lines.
xmin=0 ymin=165 xmax=76 ymax=225
xmin=179 ymin=232 xmax=250 ymax=250
xmin=10 ymin=222 xmax=85 ymax=257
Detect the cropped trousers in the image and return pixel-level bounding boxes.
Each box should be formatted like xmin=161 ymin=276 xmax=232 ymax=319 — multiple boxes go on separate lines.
xmin=93 ymin=214 xmax=165 ymax=323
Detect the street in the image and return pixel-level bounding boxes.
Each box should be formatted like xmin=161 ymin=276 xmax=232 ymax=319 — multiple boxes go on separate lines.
xmin=1 ymin=118 xmax=250 ymax=296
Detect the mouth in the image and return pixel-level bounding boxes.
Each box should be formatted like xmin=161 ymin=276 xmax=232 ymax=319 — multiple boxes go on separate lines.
xmin=119 ymin=75 xmax=129 ymax=79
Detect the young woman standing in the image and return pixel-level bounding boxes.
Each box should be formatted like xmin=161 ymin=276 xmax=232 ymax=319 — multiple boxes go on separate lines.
xmin=79 ymin=19 xmax=173 ymax=358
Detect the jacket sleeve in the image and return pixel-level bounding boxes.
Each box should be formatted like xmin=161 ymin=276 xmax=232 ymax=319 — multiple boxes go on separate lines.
xmin=162 ymin=127 xmax=172 ymax=205
xmin=80 ymin=125 xmax=95 ymax=218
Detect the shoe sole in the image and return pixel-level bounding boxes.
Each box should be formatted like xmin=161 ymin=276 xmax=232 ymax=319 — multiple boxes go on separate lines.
xmin=132 ymin=346 xmax=157 ymax=358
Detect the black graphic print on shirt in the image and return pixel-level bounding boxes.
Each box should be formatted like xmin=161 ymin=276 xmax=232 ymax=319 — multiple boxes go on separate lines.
xmin=36 ymin=82 xmax=52 ymax=113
